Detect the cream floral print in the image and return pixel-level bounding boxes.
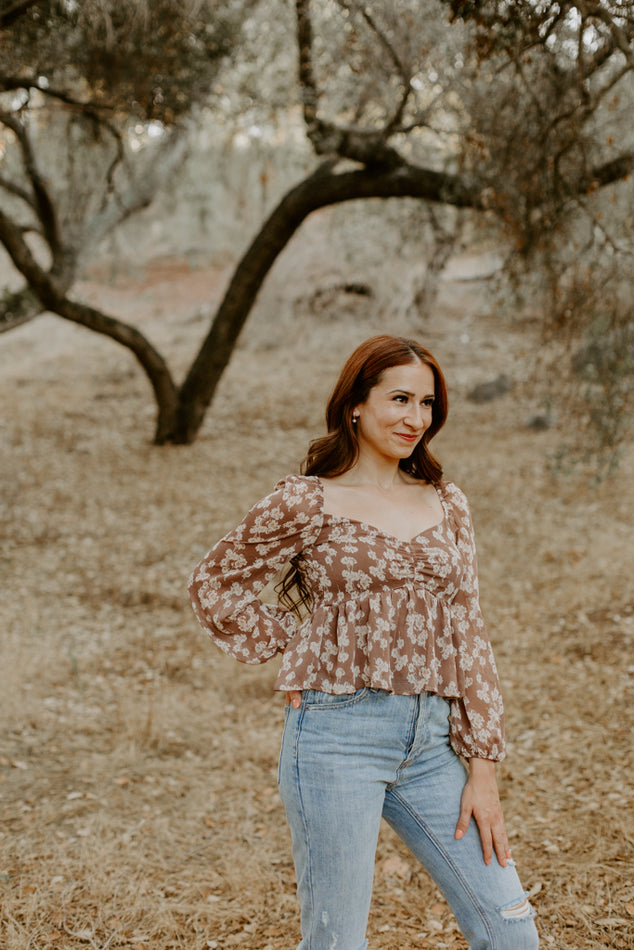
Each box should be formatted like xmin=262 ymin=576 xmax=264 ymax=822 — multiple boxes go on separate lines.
xmin=189 ymin=474 xmax=505 ymax=761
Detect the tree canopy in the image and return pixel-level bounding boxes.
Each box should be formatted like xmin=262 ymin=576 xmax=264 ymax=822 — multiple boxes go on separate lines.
xmin=0 ymin=0 xmax=246 ymax=326
xmin=1 ymin=0 xmax=240 ymax=120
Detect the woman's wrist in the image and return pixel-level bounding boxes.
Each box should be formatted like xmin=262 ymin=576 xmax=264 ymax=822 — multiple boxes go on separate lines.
xmin=468 ymin=757 xmax=496 ymax=777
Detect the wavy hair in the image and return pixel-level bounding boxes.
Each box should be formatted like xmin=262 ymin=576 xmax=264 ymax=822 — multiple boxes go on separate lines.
xmin=302 ymin=334 xmax=448 ymax=482
xmin=277 ymin=335 xmax=449 ymax=614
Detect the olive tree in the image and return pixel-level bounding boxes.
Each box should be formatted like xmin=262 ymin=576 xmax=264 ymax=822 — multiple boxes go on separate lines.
xmin=1 ymin=0 xmax=632 ymax=451
xmin=0 ymin=0 xmax=247 ymax=438
xmin=177 ymin=0 xmax=633 ymax=448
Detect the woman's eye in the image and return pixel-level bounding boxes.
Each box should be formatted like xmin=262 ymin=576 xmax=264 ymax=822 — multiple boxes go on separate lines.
xmin=393 ymin=395 xmax=408 ymax=403
xmin=422 ymin=398 xmax=435 ymax=407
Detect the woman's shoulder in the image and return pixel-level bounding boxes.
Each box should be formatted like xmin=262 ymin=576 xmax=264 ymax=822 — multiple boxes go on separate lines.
xmin=267 ymin=473 xmax=323 ymax=513
xmin=438 ymin=480 xmax=471 ymax=518
xmin=273 ymin=472 xmax=320 ymax=494
xmin=227 ymin=475 xmax=322 ymax=544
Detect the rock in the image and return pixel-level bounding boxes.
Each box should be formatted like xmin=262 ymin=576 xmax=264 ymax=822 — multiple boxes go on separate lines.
xmin=526 ymin=413 xmax=554 ymax=431
xmin=467 ymin=374 xmax=511 ymax=403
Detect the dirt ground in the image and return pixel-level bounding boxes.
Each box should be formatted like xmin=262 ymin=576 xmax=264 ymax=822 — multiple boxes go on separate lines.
xmin=0 ymin=253 xmax=632 ymax=950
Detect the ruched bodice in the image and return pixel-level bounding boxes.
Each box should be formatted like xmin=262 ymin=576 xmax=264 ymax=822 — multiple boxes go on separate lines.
xmin=188 ymin=474 xmax=505 ymax=760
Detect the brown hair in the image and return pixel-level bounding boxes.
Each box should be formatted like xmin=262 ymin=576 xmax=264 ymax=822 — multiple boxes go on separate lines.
xmin=278 ymin=335 xmax=449 ymax=612
xmin=303 ymin=334 xmax=448 ymax=483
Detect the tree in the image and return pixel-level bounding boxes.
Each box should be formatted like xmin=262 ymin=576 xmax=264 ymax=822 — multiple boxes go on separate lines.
xmin=444 ymin=0 xmax=634 ymax=467
xmin=173 ymin=0 xmax=634 ymax=445
xmin=0 ymin=0 xmax=248 ymax=439
xmin=1 ymin=1 xmax=632 ymax=449
xmin=0 ymin=0 xmax=245 ymax=325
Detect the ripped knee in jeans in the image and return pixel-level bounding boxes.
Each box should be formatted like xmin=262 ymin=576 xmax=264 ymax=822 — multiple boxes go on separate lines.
xmin=499 ymin=892 xmax=534 ymax=921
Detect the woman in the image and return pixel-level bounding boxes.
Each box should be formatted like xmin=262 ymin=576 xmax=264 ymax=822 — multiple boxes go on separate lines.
xmin=189 ymin=335 xmax=539 ymax=950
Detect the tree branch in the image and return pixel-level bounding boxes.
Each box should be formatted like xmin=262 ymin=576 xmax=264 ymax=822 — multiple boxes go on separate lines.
xmin=78 ymin=128 xmax=189 ymax=270
xmin=580 ymin=2 xmax=634 ymax=68
xmin=0 ymin=204 xmax=53 ymax=295
xmin=172 ymin=159 xmax=483 ymax=442
xmin=336 ymin=0 xmax=414 ymax=132
xmin=296 ymin=0 xmax=412 ymax=163
xmin=0 ymin=285 xmax=42 ymax=333
xmin=0 ymin=109 xmax=64 ymax=266
xmin=50 ymin=296 xmax=179 ymax=443
xmin=584 ymin=152 xmax=634 ymax=189
xmin=295 ymin=0 xmax=320 ymax=137
xmin=0 ymin=0 xmax=43 ymax=29
xmin=0 ymin=173 xmax=36 ymax=209
xmin=0 ymin=203 xmax=178 ymax=439
xmin=0 ymin=75 xmax=115 ymax=113
xmin=0 ymin=126 xmax=188 ymax=334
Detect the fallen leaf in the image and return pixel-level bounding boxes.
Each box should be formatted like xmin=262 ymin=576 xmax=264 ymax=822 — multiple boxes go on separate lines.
xmin=382 ymin=855 xmax=411 ymax=880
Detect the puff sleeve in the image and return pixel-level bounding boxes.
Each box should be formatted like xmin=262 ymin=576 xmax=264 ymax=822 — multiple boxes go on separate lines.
xmin=445 ymin=485 xmax=506 ymax=761
xmin=188 ymin=474 xmax=323 ymax=664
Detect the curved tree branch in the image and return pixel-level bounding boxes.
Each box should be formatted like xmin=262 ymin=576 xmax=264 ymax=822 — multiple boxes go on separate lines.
xmin=86 ymin=128 xmax=188 ymax=246
xmin=0 ymin=172 xmax=35 ymax=209
xmin=50 ymin=296 xmax=179 ymax=443
xmin=171 ymin=159 xmax=483 ymax=443
xmin=0 ymin=109 xmax=64 ymax=267
xmin=0 ymin=285 xmax=42 ymax=333
xmin=0 ymin=204 xmax=178 ymax=440
xmin=0 ymin=126 xmax=188 ymax=334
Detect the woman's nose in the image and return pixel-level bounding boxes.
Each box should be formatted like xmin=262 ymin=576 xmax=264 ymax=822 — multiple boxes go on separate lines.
xmin=404 ymin=407 xmax=423 ymax=428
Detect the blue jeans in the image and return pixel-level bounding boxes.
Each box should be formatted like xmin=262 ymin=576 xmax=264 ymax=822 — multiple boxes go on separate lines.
xmin=278 ymin=689 xmax=539 ymax=950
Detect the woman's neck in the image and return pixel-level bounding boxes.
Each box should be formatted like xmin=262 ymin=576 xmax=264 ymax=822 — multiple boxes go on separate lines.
xmin=339 ymin=456 xmax=407 ymax=491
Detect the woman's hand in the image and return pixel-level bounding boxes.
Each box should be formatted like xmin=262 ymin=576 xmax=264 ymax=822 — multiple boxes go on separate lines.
xmin=285 ymin=690 xmax=302 ymax=709
xmin=454 ymin=758 xmax=511 ymax=868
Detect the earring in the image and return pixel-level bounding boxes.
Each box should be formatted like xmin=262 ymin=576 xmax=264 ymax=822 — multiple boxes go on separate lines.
xmin=352 ymin=413 xmax=359 ymax=424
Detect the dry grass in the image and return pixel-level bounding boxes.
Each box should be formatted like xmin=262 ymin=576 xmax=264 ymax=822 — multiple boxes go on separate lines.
xmin=0 ymin=255 xmax=633 ymax=949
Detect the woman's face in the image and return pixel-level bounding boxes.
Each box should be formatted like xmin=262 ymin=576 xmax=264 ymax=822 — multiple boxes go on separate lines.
xmin=354 ymin=360 xmax=436 ymax=463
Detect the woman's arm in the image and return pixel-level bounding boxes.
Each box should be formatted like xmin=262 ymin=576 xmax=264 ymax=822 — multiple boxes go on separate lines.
xmin=188 ymin=475 xmax=322 ymax=663
xmin=445 ymin=483 xmax=506 ymax=762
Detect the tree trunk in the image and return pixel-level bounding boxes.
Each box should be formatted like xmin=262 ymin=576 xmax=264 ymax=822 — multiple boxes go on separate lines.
xmin=410 ymin=209 xmax=463 ymax=321
xmin=49 ymin=296 xmax=180 ymax=442
xmin=0 ymin=286 xmax=43 ymax=332
xmin=0 ymin=204 xmax=179 ymax=440
xmin=167 ymin=161 xmax=482 ymax=443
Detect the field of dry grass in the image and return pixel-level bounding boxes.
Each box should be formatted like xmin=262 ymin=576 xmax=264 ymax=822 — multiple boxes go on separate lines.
xmin=1 ymin=255 xmax=633 ymax=949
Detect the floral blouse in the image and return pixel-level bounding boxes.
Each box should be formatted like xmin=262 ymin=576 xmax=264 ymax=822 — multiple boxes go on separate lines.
xmin=188 ymin=474 xmax=505 ymax=761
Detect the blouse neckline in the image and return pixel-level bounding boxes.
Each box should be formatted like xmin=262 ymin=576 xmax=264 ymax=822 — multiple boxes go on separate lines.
xmin=313 ymin=475 xmax=448 ymax=546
